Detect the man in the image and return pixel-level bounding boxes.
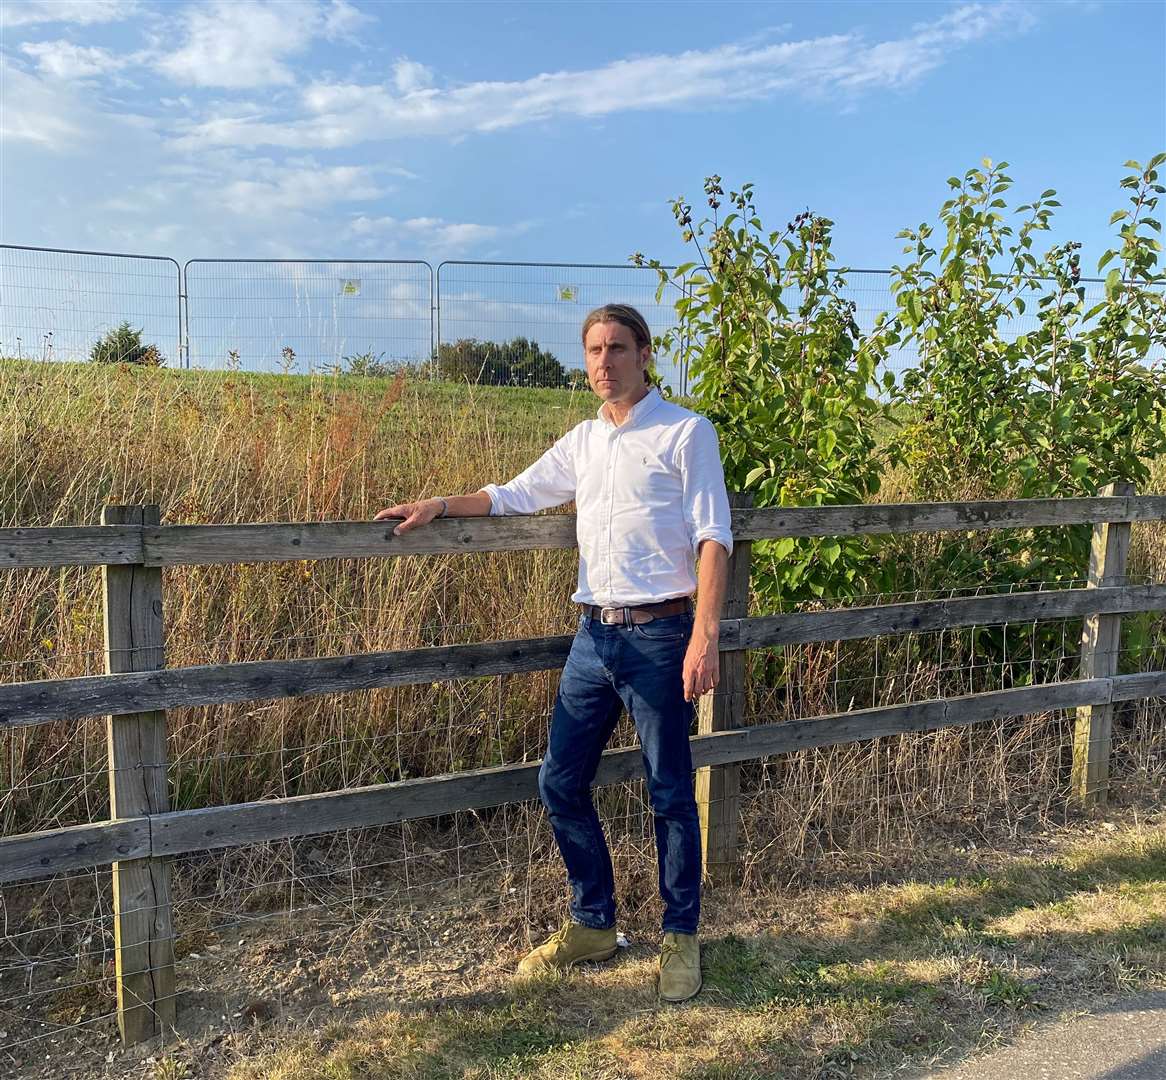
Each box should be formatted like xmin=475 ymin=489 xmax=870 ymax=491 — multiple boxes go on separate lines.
xmin=374 ymin=304 xmax=732 ymax=1002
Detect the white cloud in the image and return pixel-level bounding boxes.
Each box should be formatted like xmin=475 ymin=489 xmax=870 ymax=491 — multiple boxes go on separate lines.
xmin=155 ymin=0 xmax=364 ymax=89
xmin=838 ymin=3 xmax=1037 ymax=89
xmin=349 ymin=213 xmax=531 ymax=254
xmin=0 ymin=0 xmax=137 ymax=27
xmin=0 ymin=57 xmax=90 ymax=145
xmin=220 ymin=163 xmax=382 ymax=216
xmin=19 ymin=40 xmax=125 ymax=79
xmin=172 ymin=2 xmax=1031 ymax=151
xmin=392 ymin=58 xmax=433 ymax=94
xmin=323 ymin=0 xmax=369 ymax=39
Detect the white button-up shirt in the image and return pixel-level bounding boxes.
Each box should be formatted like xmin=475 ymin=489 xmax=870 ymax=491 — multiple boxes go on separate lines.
xmin=481 ymin=387 xmax=733 ymax=606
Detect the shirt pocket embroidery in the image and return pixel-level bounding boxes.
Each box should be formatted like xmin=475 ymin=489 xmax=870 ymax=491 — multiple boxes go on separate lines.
xmin=625 ymin=451 xmax=681 ymax=509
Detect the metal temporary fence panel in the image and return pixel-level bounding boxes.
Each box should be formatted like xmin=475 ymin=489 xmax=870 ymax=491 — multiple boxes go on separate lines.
xmin=436 ymin=261 xmax=688 ymax=392
xmin=0 ymin=245 xmax=181 ymax=366
xmin=183 ymin=260 xmax=434 ymax=374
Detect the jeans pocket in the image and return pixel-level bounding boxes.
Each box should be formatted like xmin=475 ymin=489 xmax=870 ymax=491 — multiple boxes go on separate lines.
xmin=632 ymin=614 xmax=692 ymax=641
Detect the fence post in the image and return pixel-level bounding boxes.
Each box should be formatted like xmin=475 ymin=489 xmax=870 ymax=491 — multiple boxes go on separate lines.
xmin=696 ymin=492 xmax=752 ymax=885
xmin=102 ymin=505 xmax=176 ymax=1044
xmin=1072 ymin=481 xmax=1134 ymax=808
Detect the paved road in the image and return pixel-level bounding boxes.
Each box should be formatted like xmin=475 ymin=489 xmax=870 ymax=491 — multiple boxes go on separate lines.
xmin=921 ymin=991 xmax=1166 ymax=1079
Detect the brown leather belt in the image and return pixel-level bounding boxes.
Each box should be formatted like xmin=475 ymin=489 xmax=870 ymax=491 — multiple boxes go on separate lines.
xmin=582 ymin=597 xmax=693 ymax=626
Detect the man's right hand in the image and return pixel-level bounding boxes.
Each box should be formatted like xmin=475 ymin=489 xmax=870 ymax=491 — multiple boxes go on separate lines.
xmin=374 ymin=498 xmax=443 ymax=535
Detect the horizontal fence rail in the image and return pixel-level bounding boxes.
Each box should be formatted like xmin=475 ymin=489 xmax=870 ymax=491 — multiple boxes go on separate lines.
xmin=3 ymin=583 xmax=1166 ymax=729
xmin=7 ymin=496 xmax=1166 ymax=569
xmin=5 ymin=670 xmax=1165 ymax=885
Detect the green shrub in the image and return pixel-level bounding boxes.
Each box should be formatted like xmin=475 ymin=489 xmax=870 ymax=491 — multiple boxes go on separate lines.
xmin=876 ymin=155 xmax=1166 ymax=593
xmin=89 ymin=321 xmax=164 ymax=366
xmin=342 ymin=348 xmax=395 ymax=377
xmin=882 ymin=155 xmax=1166 ymax=507
xmin=638 ymin=176 xmax=894 ymax=606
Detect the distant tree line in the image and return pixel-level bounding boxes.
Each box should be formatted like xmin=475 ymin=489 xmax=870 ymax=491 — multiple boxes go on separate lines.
xmin=80 ymin=324 xmax=588 ymax=390
xmin=432 ymin=337 xmax=588 ymax=388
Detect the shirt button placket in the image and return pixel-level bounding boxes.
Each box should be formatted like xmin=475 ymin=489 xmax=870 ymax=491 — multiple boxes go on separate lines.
xmin=607 ymin=430 xmax=618 ymax=603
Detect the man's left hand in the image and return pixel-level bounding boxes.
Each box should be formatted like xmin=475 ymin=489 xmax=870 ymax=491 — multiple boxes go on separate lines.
xmin=683 ymin=631 xmax=720 ymax=702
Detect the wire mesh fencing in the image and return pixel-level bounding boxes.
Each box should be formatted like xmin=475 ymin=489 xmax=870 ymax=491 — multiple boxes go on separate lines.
xmin=182 ymin=260 xmax=435 ymax=374
xmin=435 ymin=260 xmax=688 ymax=392
xmin=0 ymin=245 xmax=181 ymax=367
xmin=4 ymin=244 xmax=1152 ymax=396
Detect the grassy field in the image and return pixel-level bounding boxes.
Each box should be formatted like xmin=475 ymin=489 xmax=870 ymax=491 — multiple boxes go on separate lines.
xmin=5 ymin=358 xmax=1163 ymax=837
xmin=5 ymin=359 xmax=1165 ymax=822
xmin=4 ymin=359 xmax=1166 ymax=1077
xmin=2 ymin=360 xmax=599 ymax=830
xmin=4 ymin=356 xmax=1166 ymax=869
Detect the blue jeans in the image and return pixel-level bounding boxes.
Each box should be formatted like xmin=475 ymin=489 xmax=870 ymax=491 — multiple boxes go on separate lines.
xmin=538 ymin=608 xmax=701 ymax=934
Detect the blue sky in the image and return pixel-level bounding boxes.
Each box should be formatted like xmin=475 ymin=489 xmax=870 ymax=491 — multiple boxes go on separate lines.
xmin=2 ymin=0 xmax=1164 ymax=273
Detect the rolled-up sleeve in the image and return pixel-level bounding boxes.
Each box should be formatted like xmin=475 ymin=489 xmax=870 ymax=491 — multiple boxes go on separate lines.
xmin=677 ymin=417 xmax=733 ymax=558
xmin=480 ymin=429 xmax=577 ymax=516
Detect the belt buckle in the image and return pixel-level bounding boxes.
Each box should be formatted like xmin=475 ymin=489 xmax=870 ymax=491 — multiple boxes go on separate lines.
xmin=600 ymin=606 xmax=623 ymax=625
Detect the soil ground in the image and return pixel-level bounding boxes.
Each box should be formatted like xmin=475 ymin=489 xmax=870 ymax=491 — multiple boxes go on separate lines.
xmin=5 ymin=807 xmax=1166 ymax=1080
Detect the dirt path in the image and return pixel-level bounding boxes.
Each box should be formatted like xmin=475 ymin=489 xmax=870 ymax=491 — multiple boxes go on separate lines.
xmin=920 ymin=990 xmax=1166 ymax=1079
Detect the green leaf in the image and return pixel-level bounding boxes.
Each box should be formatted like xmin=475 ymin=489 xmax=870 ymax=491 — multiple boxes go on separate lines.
xmin=1110 ymin=209 xmax=1130 ymax=224
xmin=1105 ymin=267 xmax=1123 ymax=300
xmin=820 ymin=539 xmax=842 ymax=565
xmin=744 ymin=465 xmax=768 ymax=486
xmin=771 ymin=537 xmax=797 ymax=561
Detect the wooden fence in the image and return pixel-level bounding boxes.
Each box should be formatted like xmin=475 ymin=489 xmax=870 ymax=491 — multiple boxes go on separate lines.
xmin=3 ymin=487 xmax=1165 ymax=1044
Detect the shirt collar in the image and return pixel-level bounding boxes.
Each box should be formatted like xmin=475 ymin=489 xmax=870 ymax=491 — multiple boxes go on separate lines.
xmin=596 ymin=386 xmax=662 ymax=429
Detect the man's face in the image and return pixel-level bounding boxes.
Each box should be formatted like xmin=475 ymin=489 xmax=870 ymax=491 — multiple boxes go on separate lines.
xmin=583 ymin=320 xmax=649 ymax=405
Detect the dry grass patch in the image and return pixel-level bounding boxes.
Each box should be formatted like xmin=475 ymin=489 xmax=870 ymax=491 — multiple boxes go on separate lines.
xmin=204 ymin=818 xmax=1166 ymax=1080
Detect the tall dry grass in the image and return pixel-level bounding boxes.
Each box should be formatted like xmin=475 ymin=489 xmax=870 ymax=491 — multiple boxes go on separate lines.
xmin=2 ymin=361 xmax=596 ymax=833
xmin=3 ymin=357 xmax=1165 ymax=859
